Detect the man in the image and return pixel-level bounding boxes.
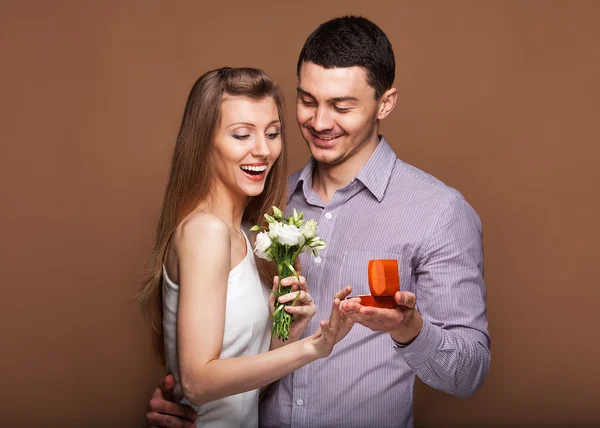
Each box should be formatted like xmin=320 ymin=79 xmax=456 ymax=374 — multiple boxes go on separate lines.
xmin=147 ymin=16 xmax=490 ymax=428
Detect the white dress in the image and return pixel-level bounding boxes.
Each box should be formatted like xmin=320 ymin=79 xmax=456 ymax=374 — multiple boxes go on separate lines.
xmin=162 ymin=231 xmax=271 ymax=427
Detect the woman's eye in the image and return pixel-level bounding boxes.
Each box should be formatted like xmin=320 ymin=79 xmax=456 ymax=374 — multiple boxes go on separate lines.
xmin=266 ymin=132 xmax=281 ymax=139
xmin=232 ymin=134 xmax=250 ymax=140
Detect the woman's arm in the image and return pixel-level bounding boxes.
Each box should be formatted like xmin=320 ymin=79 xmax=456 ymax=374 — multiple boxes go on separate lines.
xmin=175 ymin=214 xmax=352 ymax=407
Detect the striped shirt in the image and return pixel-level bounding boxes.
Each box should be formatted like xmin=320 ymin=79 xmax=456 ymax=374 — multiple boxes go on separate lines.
xmin=259 ymin=137 xmax=490 ymax=428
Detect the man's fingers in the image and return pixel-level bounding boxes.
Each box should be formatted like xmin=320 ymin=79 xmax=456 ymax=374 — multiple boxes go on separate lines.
xmin=160 ymin=374 xmax=176 ymax=401
xmin=146 ymin=411 xmax=196 ymax=428
xmin=148 ymin=397 xmax=196 ymax=421
xmin=343 ymin=305 xmax=383 ymax=324
xmin=163 ymin=374 xmax=176 ymax=390
xmin=152 ymin=375 xmax=173 ymax=399
xmin=151 ymin=385 xmax=164 ymax=400
xmin=340 ymin=298 xmax=362 ymax=314
xmin=395 ymin=291 xmax=417 ymax=308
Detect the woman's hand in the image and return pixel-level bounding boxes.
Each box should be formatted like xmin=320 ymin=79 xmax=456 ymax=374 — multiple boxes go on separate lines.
xmin=269 ymin=274 xmax=316 ymax=343
xmin=309 ymin=286 xmax=355 ymax=358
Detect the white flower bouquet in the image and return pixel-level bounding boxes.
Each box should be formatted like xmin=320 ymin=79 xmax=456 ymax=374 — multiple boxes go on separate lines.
xmin=251 ymin=206 xmax=326 ymax=341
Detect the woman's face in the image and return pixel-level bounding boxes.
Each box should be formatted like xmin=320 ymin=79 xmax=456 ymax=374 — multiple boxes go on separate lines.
xmin=210 ymin=95 xmax=282 ymax=200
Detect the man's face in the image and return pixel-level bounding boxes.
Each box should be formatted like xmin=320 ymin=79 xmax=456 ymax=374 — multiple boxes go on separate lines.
xmin=296 ymin=61 xmax=381 ymax=168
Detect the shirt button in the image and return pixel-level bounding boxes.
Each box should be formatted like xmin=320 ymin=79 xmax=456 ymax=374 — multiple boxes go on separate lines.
xmin=296 ymin=399 xmax=304 ymax=406
xmin=314 ymin=256 xmax=322 ymax=264
xmin=325 ymin=212 xmax=332 ymax=219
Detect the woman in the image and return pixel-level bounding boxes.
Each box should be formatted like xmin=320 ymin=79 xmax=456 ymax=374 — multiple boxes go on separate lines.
xmin=138 ymin=67 xmax=353 ymax=427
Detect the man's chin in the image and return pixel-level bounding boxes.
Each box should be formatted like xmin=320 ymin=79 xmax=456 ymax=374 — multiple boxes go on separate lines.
xmin=311 ymin=151 xmax=344 ymax=166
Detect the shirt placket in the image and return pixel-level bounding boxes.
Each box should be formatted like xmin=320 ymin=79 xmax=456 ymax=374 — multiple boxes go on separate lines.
xmin=289 ymin=180 xmax=364 ymax=427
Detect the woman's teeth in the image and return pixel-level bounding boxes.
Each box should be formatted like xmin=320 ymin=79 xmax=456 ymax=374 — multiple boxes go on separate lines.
xmin=240 ymin=165 xmax=267 ymax=175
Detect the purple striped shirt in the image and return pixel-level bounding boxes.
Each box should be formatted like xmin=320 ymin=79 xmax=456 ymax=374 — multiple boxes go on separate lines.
xmin=259 ymin=137 xmax=490 ymax=428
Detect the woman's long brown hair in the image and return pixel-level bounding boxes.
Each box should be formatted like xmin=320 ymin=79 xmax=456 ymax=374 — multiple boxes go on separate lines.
xmin=138 ymin=67 xmax=288 ymax=363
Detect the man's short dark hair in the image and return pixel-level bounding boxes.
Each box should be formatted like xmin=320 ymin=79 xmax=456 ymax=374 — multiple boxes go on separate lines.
xmin=297 ymin=16 xmax=395 ymax=99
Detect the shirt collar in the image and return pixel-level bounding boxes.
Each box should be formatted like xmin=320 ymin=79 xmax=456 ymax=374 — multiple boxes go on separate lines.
xmin=288 ymin=136 xmax=397 ymax=203
xmin=288 ymin=157 xmax=317 ymax=203
xmin=355 ymin=136 xmax=397 ymax=202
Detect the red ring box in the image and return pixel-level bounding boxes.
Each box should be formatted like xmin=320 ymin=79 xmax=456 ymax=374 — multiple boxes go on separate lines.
xmin=347 ymin=260 xmax=400 ymax=309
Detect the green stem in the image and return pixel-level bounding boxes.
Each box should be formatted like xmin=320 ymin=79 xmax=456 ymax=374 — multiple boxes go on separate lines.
xmin=272 ymin=260 xmax=296 ymax=341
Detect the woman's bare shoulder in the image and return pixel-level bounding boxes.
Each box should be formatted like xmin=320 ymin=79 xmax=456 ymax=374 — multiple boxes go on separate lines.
xmin=173 ymin=212 xmax=230 ymax=253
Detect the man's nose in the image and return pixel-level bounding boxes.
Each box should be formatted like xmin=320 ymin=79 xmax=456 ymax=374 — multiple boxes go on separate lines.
xmin=310 ymin=107 xmax=334 ymax=132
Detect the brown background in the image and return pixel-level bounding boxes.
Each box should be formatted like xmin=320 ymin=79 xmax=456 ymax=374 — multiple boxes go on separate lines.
xmin=1 ymin=0 xmax=599 ymax=426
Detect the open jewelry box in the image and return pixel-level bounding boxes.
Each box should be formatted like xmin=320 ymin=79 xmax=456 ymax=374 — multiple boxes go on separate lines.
xmin=348 ymin=259 xmax=400 ymax=309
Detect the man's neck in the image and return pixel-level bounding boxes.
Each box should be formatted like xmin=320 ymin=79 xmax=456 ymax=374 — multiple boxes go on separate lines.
xmin=312 ymin=136 xmax=381 ymax=204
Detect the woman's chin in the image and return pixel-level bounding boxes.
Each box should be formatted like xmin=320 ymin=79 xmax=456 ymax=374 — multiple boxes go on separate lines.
xmin=241 ymin=184 xmax=266 ymax=198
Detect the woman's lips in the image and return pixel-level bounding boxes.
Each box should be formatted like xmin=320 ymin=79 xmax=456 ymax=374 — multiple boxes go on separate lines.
xmin=240 ymin=164 xmax=268 ymax=181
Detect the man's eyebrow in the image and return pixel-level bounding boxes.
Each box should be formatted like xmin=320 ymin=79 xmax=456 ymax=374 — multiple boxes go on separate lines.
xmin=296 ymin=87 xmax=313 ymax=97
xmin=296 ymin=87 xmax=359 ymax=103
xmin=330 ymin=96 xmax=359 ymax=103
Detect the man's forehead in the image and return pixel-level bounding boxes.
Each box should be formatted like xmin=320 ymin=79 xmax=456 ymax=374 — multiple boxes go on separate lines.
xmin=297 ymin=62 xmax=372 ymax=98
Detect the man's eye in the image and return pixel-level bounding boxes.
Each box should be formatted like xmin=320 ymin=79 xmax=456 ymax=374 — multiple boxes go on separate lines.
xmin=301 ymin=99 xmax=316 ymax=106
xmin=266 ymin=132 xmax=281 ymax=139
xmin=233 ymin=134 xmax=250 ymax=140
xmin=335 ymin=106 xmax=351 ymax=113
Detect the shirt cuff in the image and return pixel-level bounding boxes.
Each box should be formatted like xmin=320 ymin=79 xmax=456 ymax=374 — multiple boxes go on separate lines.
xmin=392 ymin=319 xmax=443 ymax=366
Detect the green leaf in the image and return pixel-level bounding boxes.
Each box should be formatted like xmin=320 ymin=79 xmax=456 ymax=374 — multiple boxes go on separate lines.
xmin=290 ymin=290 xmax=301 ymax=306
xmin=271 ymin=304 xmax=284 ymax=319
xmin=283 ymin=260 xmax=300 ymax=282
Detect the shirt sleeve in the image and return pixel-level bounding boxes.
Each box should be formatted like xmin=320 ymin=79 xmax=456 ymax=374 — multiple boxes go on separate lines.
xmin=393 ymin=196 xmax=491 ymax=399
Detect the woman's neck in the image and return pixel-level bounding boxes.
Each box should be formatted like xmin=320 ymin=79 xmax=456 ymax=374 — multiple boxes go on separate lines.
xmin=202 ymin=191 xmax=247 ymax=231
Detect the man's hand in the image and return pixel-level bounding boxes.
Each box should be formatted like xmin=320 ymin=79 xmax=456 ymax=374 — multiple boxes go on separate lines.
xmin=340 ymin=291 xmax=423 ymax=345
xmin=146 ymin=374 xmax=197 ymax=428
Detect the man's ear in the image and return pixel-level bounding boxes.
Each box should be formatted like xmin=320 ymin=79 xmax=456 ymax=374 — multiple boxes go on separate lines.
xmin=377 ymin=88 xmax=398 ymax=120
